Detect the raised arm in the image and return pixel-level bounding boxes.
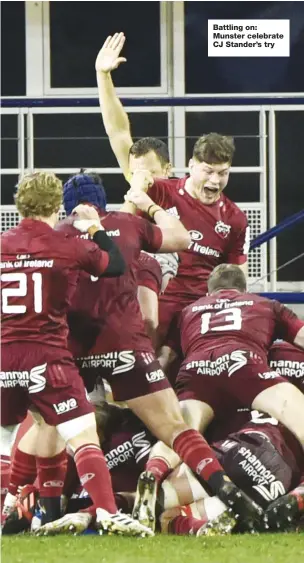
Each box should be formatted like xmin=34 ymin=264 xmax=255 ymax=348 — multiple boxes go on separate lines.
xmin=95 ymin=33 xmax=132 ymax=180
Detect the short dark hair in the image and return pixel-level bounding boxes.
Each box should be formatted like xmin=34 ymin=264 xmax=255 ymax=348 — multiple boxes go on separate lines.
xmin=129 ymin=137 xmax=170 ymax=166
xmin=207 ymin=264 xmax=247 ymax=293
xmin=193 ymin=133 xmax=235 ymax=165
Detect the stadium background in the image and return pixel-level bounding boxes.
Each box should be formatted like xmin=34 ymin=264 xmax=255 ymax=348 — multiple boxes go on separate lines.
xmin=1 ymin=1 xmax=304 ymax=296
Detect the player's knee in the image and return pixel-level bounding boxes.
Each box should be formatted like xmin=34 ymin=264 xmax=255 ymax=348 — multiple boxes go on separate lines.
xmin=56 ymin=412 xmax=98 ymax=448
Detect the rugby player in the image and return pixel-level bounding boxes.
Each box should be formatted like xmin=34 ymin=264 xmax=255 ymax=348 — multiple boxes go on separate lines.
xmin=56 ymin=172 xmax=263 ymax=532
xmin=96 ymin=33 xmax=250 ymax=352
xmin=153 ymin=265 xmax=304 ymax=481
xmin=1 ymin=171 xmax=154 ymax=537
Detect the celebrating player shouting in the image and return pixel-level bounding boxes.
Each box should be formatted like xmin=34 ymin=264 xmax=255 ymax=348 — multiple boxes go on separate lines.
xmin=96 ymin=32 xmax=249 ymax=349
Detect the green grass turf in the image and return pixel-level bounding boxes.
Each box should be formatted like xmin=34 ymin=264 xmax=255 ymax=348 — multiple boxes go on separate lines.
xmin=2 ymin=533 xmax=304 ymax=563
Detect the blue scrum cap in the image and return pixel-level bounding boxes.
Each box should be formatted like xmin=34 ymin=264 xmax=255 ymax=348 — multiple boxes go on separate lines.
xmin=63 ymin=171 xmax=107 ymax=216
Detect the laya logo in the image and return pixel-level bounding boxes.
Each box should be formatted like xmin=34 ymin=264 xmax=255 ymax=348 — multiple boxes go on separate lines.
xmin=189 ymin=230 xmax=203 ymax=241
xmin=215 ymin=221 xmax=231 ymax=238
xmin=53 ymin=398 xmax=78 ymax=415
xmin=146 ymin=369 xmax=165 ymax=383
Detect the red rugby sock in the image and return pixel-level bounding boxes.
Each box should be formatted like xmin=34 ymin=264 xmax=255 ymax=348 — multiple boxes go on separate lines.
xmin=74 ymin=444 xmax=117 ymax=514
xmin=146 ymin=457 xmax=172 ymax=484
xmin=168 ymin=514 xmax=208 ymax=535
xmin=8 ymin=449 xmax=37 ymax=496
xmin=36 ymin=450 xmax=67 ymax=524
xmin=172 ymin=429 xmax=227 ymax=495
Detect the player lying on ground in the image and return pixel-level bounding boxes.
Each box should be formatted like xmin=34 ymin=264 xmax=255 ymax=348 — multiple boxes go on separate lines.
xmin=1 ymin=171 xmax=155 ymax=537
xmin=10 ymin=398 xmax=303 ymax=536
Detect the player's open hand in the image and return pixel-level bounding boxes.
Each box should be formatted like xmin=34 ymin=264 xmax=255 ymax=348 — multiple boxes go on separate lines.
xmin=129 ymin=169 xmax=154 ymax=193
xmin=124 ymin=189 xmax=154 ymax=213
xmin=95 ymin=33 xmax=127 ymax=74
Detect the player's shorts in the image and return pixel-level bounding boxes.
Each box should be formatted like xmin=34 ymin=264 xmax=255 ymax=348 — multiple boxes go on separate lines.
xmin=175 ymin=348 xmax=286 ymax=416
xmin=212 ymin=423 xmax=304 ymax=508
xmin=75 ymin=350 xmax=171 ymax=402
xmin=1 ymin=343 xmax=93 ymax=427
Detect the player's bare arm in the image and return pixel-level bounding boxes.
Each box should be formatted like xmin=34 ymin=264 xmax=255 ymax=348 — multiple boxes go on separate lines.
xmin=95 ymin=33 xmax=132 ymax=179
xmin=120 ymin=168 xmax=153 ymax=214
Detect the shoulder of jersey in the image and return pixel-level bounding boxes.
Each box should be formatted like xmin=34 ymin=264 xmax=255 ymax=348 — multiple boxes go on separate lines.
xmin=222 ymin=194 xmax=247 ymax=226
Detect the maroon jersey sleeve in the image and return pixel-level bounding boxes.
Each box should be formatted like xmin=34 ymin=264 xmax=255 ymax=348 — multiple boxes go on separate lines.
xmin=72 ymin=236 xmax=109 ymax=277
xmin=137 ymin=253 xmax=162 ymax=295
xmin=224 ymin=213 xmax=249 ymax=265
xmin=273 ymin=301 xmax=304 ymax=342
xmin=133 ymin=215 xmax=163 ymax=253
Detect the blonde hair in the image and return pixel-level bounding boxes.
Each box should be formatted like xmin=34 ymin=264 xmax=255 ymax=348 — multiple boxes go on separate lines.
xmin=15 ymin=171 xmax=63 ymax=218
xmin=207 ymin=264 xmax=247 ymax=293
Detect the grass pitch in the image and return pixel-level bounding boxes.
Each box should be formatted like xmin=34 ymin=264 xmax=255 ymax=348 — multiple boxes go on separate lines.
xmin=2 ymin=533 xmax=304 ymax=563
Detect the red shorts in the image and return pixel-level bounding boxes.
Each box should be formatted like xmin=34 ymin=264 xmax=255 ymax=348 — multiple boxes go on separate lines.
xmin=1 ymin=343 xmax=93 ymax=427
xmin=176 ymin=348 xmax=286 ymax=417
xmin=213 ymin=421 xmax=304 ymax=508
xmin=75 ymin=350 xmax=171 ymax=402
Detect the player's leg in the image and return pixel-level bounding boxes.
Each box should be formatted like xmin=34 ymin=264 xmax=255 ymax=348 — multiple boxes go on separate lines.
xmin=0 ymin=374 xmax=29 ymax=521
xmin=134 ymin=397 xmax=213 ymax=492
xmin=31 ymin=354 xmax=153 ymax=537
xmin=1 ymin=424 xmax=22 ymax=519
xmin=127 ymin=388 xmax=263 ymax=532
xmin=252 ymin=381 xmax=304 ymax=446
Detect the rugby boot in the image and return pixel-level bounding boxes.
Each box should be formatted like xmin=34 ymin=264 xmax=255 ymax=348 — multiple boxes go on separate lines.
xmin=96 ymin=508 xmax=154 ymax=537
xmin=217 ymin=481 xmax=264 ymax=533
xmin=265 ymin=486 xmax=304 ymax=532
xmin=132 ymin=471 xmax=158 ymax=532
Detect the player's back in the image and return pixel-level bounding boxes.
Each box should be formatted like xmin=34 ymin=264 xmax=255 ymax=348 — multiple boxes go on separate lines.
xmin=57 ymin=211 xmax=162 ymax=352
xmin=1 ymin=219 xmax=81 ymax=347
xmin=148 ymin=177 xmax=248 ymax=304
xmin=180 ymin=290 xmax=299 ymax=361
